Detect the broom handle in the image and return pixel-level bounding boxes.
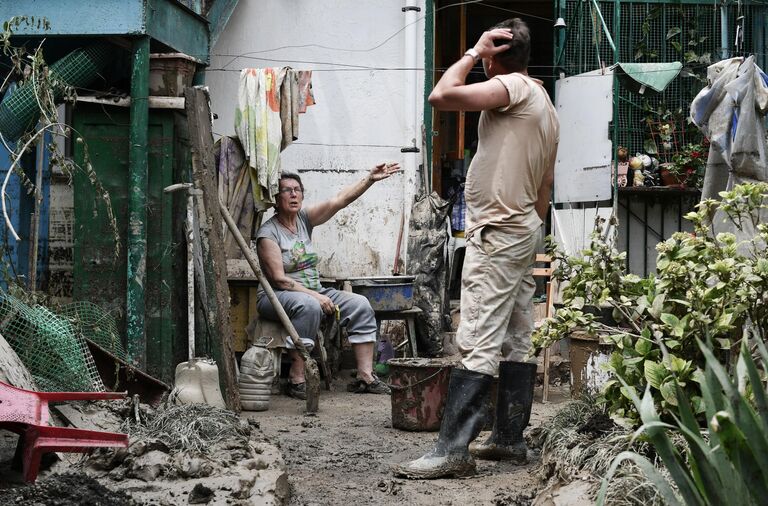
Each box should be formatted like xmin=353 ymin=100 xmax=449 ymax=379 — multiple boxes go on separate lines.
xmin=219 ymin=202 xmax=311 ymax=359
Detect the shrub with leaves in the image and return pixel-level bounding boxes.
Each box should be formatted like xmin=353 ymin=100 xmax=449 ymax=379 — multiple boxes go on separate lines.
xmin=598 ymin=337 xmax=768 ymax=506
xmin=532 ymin=183 xmax=768 ymax=424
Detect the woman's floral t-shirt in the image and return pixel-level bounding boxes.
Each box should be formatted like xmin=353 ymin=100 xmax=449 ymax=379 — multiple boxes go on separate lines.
xmin=256 ymin=209 xmax=321 ymax=290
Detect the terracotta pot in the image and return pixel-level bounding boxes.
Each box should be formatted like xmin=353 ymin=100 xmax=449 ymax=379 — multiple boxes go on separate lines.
xmin=659 ymin=166 xmax=687 ymax=187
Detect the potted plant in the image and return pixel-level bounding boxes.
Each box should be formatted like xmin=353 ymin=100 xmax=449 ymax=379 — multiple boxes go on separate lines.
xmin=660 ymin=143 xmax=706 ymax=188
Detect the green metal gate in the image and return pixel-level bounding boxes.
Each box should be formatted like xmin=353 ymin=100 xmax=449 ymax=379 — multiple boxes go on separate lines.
xmin=555 ymin=0 xmax=768 ymax=275
xmin=72 ymin=104 xmax=187 ymax=382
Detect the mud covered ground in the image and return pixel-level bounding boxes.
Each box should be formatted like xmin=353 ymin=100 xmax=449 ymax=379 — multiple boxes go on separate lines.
xmin=252 ymin=375 xmax=570 ymax=506
xmin=0 ymin=472 xmax=138 ymax=506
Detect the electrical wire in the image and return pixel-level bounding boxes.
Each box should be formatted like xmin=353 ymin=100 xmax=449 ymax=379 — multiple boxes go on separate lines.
xmin=216 ymin=0 xmax=485 ymax=70
xmin=474 ymin=2 xmax=554 ymax=22
xmin=292 ymin=142 xmax=403 ymax=148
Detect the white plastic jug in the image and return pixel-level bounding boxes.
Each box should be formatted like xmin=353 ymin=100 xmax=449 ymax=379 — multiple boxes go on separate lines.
xmin=239 ymin=341 xmax=275 ymax=411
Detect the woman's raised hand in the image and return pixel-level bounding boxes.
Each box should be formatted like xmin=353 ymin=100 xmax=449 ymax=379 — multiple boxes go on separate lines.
xmin=369 ymin=162 xmax=402 ymax=182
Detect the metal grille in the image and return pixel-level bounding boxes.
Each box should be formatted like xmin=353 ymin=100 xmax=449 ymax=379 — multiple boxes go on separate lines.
xmin=563 ymin=1 xmax=723 ymax=157
xmin=560 ymin=0 xmax=768 ymax=276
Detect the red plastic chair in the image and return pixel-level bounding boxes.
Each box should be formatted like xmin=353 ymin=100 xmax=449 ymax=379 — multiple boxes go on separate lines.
xmin=0 ymin=380 xmax=129 ymax=482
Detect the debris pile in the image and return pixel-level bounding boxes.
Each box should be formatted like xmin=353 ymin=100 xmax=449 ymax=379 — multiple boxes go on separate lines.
xmin=73 ymin=403 xmax=289 ymax=505
xmin=532 ymin=400 xmax=668 ymax=505
xmin=0 ymin=293 xmax=104 ymax=392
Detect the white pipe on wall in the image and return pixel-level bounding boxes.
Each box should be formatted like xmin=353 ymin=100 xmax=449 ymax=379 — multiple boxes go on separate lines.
xmin=402 ymin=1 xmax=422 ymax=273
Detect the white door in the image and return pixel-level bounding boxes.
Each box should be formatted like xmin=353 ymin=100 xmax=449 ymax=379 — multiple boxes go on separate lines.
xmin=553 ymin=70 xmax=614 ymax=203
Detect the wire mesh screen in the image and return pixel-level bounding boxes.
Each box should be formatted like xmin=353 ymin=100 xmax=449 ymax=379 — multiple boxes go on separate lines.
xmin=0 ymin=292 xmax=105 ymax=392
xmin=561 ymin=0 xmax=768 ymax=158
xmin=59 ymin=301 xmax=127 ymax=361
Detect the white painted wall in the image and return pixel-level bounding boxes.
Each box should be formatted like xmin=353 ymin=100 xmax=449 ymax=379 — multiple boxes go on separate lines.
xmin=207 ymin=0 xmax=426 ymax=277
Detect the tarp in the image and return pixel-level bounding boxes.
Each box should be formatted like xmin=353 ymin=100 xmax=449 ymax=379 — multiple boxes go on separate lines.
xmin=690 ymin=56 xmax=768 ymax=199
xmin=689 ymin=56 xmax=768 ymax=246
xmin=616 ymin=62 xmax=683 ymax=94
xmin=406 ymin=192 xmax=455 ymax=357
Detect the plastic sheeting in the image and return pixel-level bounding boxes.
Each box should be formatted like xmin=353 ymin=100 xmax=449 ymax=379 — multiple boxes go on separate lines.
xmin=690 ymin=56 xmax=768 ymax=245
xmin=615 ymin=62 xmax=682 ymax=94
xmin=691 ymin=56 xmax=768 ymax=200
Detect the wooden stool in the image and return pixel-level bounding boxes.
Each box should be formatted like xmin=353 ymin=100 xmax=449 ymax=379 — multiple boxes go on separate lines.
xmin=374 ymin=306 xmax=421 ymax=359
xmin=533 ymin=254 xmax=555 ymax=402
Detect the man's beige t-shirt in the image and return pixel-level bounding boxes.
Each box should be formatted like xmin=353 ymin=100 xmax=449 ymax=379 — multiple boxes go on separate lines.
xmin=464 ymin=73 xmax=559 ymax=237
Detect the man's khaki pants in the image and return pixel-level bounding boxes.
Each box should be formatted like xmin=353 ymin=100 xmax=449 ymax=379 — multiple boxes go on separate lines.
xmin=456 ymin=226 xmax=538 ymax=377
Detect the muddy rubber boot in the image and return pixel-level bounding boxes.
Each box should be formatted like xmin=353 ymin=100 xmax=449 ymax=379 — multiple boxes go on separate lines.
xmin=392 ymin=368 xmax=492 ymax=479
xmin=470 ymin=361 xmax=536 ymax=463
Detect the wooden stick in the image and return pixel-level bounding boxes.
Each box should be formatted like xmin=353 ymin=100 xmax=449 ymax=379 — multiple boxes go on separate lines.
xmin=219 ymin=202 xmax=320 ymax=413
xmin=185 ymin=88 xmax=240 ymax=412
xmin=542 ymin=280 xmax=553 ymax=403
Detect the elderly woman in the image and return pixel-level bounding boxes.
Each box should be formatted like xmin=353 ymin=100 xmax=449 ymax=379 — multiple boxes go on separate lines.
xmin=256 ymin=163 xmax=401 ymax=399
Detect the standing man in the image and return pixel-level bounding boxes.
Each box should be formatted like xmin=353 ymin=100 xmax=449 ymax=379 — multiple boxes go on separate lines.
xmin=394 ymin=18 xmax=559 ymax=479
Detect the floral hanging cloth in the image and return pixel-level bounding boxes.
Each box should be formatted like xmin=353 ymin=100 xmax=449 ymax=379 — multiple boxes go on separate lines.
xmin=235 ymin=68 xmax=315 ymax=210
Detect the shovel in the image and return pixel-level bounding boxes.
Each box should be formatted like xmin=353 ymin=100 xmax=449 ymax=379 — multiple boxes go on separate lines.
xmin=165 ymin=183 xmax=225 ymax=408
xmin=219 ymin=202 xmax=321 ymax=413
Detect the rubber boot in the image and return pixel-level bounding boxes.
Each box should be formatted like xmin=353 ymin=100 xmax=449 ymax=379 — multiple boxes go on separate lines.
xmin=392 ymin=368 xmax=492 ymax=479
xmin=470 ymin=361 xmax=536 ymax=462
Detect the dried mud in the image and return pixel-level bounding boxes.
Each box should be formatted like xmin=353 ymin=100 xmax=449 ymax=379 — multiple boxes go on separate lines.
xmin=0 ymin=472 xmax=137 ymax=506
xmin=251 ymin=375 xmax=570 ymax=506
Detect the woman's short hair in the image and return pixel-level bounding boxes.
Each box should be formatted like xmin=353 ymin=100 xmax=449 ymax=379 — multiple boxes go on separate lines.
xmin=279 ymin=172 xmax=304 ymax=192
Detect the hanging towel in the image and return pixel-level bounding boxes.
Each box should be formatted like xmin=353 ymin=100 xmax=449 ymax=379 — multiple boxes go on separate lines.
xmin=236 ymin=68 xmax=284 ymax=209
xmin=280 ymin=69 xmax=299 ymax=151
xmin=235 ymin=67 xmax=315 ymax=210
xmin=215 ymin=136 xmax=257 ymax=259
xmin=297 ymin=70 xmax=316 ymax=113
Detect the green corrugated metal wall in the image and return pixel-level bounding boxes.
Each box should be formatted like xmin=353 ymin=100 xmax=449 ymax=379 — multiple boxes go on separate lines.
xmin=72 ymin=104 xmax=187 ymax=382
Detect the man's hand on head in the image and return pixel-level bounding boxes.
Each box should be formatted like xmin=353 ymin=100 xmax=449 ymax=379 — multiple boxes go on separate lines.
xmin=473 ymin=28 xmax=514 ymax=59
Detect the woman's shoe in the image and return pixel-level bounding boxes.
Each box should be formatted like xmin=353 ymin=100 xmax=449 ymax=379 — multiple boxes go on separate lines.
xmin=362 ymin=377 xmax=391 ymax=395
xmin=347 ymin=375 xmax=391 ymax=394
xmin=287 ymin=381 xmax=307 ymax=400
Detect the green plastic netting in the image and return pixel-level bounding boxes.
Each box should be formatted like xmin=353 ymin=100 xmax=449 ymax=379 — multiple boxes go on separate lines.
xmin=58 ymin=301 xmax=127 ymax=361
xmin=0 ymin=292 xmax=104 ymax=392
xmin=0 ymin=42 xmax=110 ymax=141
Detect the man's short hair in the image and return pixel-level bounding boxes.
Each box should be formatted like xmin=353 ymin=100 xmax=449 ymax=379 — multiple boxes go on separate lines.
xmin=490 ymin=18 xmax=530 ymax=73
xmin=279 ymin=172 xmax=304 ymax=192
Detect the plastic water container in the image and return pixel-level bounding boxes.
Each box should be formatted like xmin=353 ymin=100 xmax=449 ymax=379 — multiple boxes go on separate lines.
xmin=173 ymin=358 xmax=226 ymax=408
xmin=239 ymin=341 xmax=275 ymax=411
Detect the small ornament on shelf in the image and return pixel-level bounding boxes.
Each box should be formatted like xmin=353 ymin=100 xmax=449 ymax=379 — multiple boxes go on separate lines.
xmin=633 ymin=167 xmax=646 ymax=186
xmin=613 ymin=146 xmax=630 ymax=187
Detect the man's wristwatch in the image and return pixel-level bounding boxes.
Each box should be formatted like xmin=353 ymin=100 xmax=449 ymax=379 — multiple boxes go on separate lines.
xmin=464 ymin=48 xmax=481 ymax=64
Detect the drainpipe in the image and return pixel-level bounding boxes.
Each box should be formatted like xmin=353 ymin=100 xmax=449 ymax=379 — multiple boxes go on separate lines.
xmin=720 ymin=6 xmax=729 ymax=60
xmin=127 ymin=35 xmax=150 ymax=369
xmin=402 ymin=2 xmax=421 ymax=274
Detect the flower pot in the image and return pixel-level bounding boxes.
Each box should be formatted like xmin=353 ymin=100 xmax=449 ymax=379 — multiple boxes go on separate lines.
xmin=659 ymin=166 xmax=687 ymax=187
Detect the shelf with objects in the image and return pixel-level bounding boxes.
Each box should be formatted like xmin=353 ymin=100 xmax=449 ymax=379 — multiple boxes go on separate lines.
xmin=554 ymin=0 xmax=768 ymax=277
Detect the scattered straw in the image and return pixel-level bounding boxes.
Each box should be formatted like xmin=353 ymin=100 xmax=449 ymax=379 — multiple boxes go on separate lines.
xmin=537 ymin=400 xmax=675 ymax=506
xmin=121 ymin=404 xmax=252 ymax=454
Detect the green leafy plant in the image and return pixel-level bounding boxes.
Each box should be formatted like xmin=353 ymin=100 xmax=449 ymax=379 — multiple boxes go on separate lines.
xmin=597 ymin=337 xmax=768 ymax=506
xmin=667 ymin=143 xmax=706 ymax=188
xmin=532 ymin=183 xmax=768 ymax=424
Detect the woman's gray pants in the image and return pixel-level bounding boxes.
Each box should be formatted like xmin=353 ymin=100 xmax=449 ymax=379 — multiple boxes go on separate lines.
xmin=256 ymin=287 xmax=378 ymax=349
